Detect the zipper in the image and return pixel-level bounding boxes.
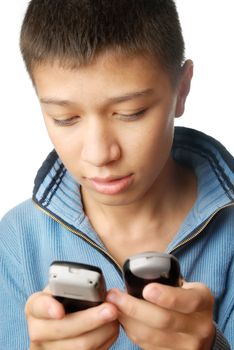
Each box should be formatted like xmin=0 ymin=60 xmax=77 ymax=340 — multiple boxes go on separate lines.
xmin=33 ymin=200 xmax=123 ymax=274
xmin=33 ymin=199 xmax=234 ymax=270
xmin=169 ymin=202 xmax=234 ymax=254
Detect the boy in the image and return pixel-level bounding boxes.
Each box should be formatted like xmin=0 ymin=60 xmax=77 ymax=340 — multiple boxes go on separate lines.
xmin=0 ymin=0 xmax=233 ymax=349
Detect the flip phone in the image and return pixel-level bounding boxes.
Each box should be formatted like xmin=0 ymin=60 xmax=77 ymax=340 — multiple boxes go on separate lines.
xmin=48 ymin=261 xmax=106 ymax=313
xmin=123 ymin=251 xmax=182 ymax=299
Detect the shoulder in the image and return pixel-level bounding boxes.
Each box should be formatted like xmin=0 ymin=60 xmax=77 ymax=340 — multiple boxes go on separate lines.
xmin=207 ymin=205 xmax=234 ymax=247
xmin=205 ymin=204 xmax=234 ymax=267
xmin=215 ymin=204 xmax=234 ymax=233
xmin=0 ymin=199 xmax=55 ymax=251
xmin=0 ymin=200 xmax=35 ymax=256
xmin=0 ymin=199 xmax=43 ymax=232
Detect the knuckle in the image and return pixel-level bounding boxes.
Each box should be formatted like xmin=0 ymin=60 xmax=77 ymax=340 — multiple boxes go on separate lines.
xmin=109 ymin=320 xmax=119 ymax=335
xmin=27 ymin=318 xmax=42 ymax=343
xmin=25 ymin=292 xmax=45 ymax=318
xmin=160 ymin=311 xmax=175 ymax=329
xmin=128 ymin=331 xmax=139 ymax=345
xmin=197 ymin=284 xmax=215 ymax=308
xmin=126 ymin=302 xmax=137 ymax=319
xmin=108 ymin=333 xmax=119 ymax=348
xmin=25 ymin=294 xmax=37 ymax=318
xmin=139 ymin=327 xmax=153 ymax=342
xmin=187 ymin=321 xmax=214 ymax=350
xmin=198 ymin=320 xmax=214 ymax=341
xmin=189 ymin=297 xmax=201 ymax=312
xmin=24 ymin=303 xmax=30 ymax=319
xmin=74 ymin=337 xmax=92 ymax=350
xmin=165 ymin=294 xmax=177 ymax=309
xmin=207 ymin=292 xmax=215 ymax=308
xmin=188 ymin=337 xmax=200 ymax=350
xmin=128 ymin=327 xmax=154 ymax=349
xmin=27 ymin=317 xmax=53 ymax=344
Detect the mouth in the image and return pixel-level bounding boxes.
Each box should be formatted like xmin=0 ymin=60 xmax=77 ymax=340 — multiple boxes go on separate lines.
xmin=87 ymin=174 xmax=133 ymax=195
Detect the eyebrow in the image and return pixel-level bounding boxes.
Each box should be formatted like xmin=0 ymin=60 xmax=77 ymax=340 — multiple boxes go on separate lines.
xmin=40 ymin=88 xmax=154 ymax=106
xmin=107 ymin=88 xmax=154 ymax=103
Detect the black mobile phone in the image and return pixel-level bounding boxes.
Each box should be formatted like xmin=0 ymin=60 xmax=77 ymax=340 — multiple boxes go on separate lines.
xmin=123 ymin=252 xmax=182 ymax=299
xmin=48 ymin=261 xmax=106 ymax=313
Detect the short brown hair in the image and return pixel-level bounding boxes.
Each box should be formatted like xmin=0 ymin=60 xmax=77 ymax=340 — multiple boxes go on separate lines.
xmin=20 ymin=0 xmax=185 ymax=83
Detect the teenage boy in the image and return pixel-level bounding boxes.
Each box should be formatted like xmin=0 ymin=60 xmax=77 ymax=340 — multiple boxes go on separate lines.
xmin=0 ymin=1 xmax=233 ymax=349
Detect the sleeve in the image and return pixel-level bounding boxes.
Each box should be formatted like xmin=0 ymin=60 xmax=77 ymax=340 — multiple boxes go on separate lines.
xmin=213 ymin=245 xmax=234 ymax=350
xmin=0 ymin=211 xmax=30 ymax=350
xmin=212 ymin=325 xmax=231 ymax=350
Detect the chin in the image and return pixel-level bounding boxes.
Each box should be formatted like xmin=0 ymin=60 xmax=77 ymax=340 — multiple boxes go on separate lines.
xmin=91 ymin=191 xmax=139 ymax=207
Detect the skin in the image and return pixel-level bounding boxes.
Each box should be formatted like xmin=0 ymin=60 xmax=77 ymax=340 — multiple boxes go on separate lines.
xmin=34 ymin=52 xmax=197 ymax=262
xmin=25 ymin=52 xmax=215 ymax=349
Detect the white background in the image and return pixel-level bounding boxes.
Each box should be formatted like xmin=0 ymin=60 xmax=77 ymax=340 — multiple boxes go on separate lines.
xmin=0 ymin=1 xmax=234 ymax=218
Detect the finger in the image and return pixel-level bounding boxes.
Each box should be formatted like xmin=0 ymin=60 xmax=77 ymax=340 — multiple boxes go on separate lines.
xmin=117 ymin=317 xmax=200 ymax=350
xmin=143 ymin=281 xmax=214 ymax=313
xmin=107 ymin=288 xmax=214 ymax=342
xmin=28 ymin=303 xmax=118 ymax=342
xmin=97 ymin=330 xmax=119 ymax=350
xmin=34 ymin=320 xmax=119 ymax=350
xmin=25 ymin=292 xmax=65 ymax=320
xmin=120 ymin=313 xmax=215 ymax=350
xmin=107 ymin=289 xmax=187 ymax=331
xmin=81 ymin=321 xmax=119 ymax=350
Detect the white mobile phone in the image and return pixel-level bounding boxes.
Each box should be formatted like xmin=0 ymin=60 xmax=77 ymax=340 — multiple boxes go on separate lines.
xmin=123 ymin=252 xmax=182 ymax=298
xmin=48 ymin=261 xmax=106 ymax=313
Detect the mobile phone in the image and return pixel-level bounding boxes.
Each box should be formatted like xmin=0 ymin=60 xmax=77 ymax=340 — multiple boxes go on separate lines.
xmin=48 ymin=261 xmax=106 ymax=313
xmin=123 ymin=252 xmax=182 ymax=299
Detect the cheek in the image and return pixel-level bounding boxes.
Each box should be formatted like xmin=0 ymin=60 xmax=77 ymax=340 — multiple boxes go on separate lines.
xmin=133 ymin=116 xmax=174 ymax=166
xmin=44 ymin=120 xmax=81 ymax=167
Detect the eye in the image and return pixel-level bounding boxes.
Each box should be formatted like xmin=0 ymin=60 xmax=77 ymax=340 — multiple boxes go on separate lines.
xmin=53 ymin=116 xmax=80 ymax=126
xmin=117 ymin=108 xmax=147 ymax=121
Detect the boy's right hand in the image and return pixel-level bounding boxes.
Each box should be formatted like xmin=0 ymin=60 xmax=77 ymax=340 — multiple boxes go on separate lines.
xmin=25 ymin=288 xmax=119 ymax=350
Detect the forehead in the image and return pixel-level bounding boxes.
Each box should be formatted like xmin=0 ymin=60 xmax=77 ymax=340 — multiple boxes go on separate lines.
xmin=33 ymin=51 xmax=172 ymax=102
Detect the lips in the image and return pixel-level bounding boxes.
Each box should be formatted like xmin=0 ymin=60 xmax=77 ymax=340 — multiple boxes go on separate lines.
xmin=87 ymin=174 xmax=133 ymax=195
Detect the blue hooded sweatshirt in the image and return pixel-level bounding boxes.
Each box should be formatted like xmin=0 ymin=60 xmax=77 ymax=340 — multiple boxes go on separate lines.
xmin=0 ymin=127 xmax=233 ymax=349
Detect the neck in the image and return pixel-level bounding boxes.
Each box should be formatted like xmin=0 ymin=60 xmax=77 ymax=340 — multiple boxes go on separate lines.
xmin=82 ymin=159 xmax=197 ymax=244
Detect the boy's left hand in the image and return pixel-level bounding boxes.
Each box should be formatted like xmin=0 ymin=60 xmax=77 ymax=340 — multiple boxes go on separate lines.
xmin=106 ymin=282 xmax=215 ymax=350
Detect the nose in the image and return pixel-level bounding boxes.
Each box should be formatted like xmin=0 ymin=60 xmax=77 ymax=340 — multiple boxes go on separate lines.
xmin=81 ymin=119 xmax=121 ymax=167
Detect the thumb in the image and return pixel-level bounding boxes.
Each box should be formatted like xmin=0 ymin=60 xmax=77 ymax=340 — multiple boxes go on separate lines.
xmin=25 ymin=287 xmax=65 ymax=320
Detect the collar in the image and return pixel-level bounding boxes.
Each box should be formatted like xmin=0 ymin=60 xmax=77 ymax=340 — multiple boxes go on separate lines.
xmin=33 ymin=127 xmax=234 ymax=247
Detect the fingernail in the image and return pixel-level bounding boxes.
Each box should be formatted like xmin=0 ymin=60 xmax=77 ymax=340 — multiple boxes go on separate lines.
xmin=48 ymin=305 xmax=59 ymax=318
xmin=99 ymin=307 xmax=115 ymax=321
xmin=144 ymin=286 xmax=161 ymax=303
xmin=106 ymin=290 xmax=119 ymax=304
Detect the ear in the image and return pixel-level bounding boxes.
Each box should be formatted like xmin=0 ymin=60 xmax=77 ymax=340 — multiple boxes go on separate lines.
xmin=175 ymin=60 xmax=193 ymax=118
